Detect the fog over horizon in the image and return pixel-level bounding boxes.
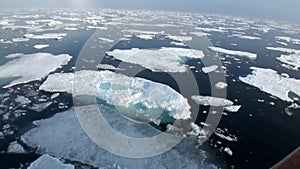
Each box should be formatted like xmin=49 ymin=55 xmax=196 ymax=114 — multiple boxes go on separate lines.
xmin=0 ymin=0 xmax=299 ymax=24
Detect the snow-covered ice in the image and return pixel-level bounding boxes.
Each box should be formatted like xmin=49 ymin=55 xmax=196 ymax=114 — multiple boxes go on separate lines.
xmin=215 ymin=82 xmax=228 ymax=89
xmin=266 ymin=47 xmax=300 ymax=54
xmin=209 ymin=46 xmax=257 ymax=60
xmin=22 ymin=106 xmax=217 ymax=169
xmin=28 ymin=154 xmax=74 ymax=169
xmin=224 ymin=105 xmax=241 ymax=112
xmin=40 ymin=70 xmax=191 ymax=120
xmin=96 ymin=64 xmax=124 ymax=71
xmin=191 ymin=95 xmax=233 ymax=107
xmin=239 ymin=67 xmax=300 ymax=102
xmin=277 ymin=54 xmax=300 ymax=70
xmin=0 ymin=53 xmax=72 ymax=88
xmin=15 ymin=96 xmax=31 ymax=104
xmin=33 ymin=44 xmax=49 ymax=49
xmin=107 ymin=47 xmax=204 ymax=73
xmin=202 ymin=65 xmax=218 ymax=73
xmin=232 ymin=34 xmax=261 ymax=40
xmin=7 ymin=141 xmax=25 ymax=153
xmin=166 ymin=35 xmax=192 ymax=42
xmin=24 ymin=33 xmax=67 ymax=40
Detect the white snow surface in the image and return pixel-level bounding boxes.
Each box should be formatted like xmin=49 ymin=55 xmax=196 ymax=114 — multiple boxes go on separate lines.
xmin=209 ymin=46 xmax=257 ymax=60
xmin=28 ymin=154 xmax=74 ymax=169
xmin=0 ymin=53 xmax=72 ymax=88
xmin=24 ymin=33 xmax=67 ymax=40
xmin=39 ymin=70 xmax=191 ymax=120
xmin=266 ymin=47 xmax=300 ymax=54
xmin=239 ymin=67 xmax=300 ymax=102
xmin=106 ymin=47 xmax=204 ymax=73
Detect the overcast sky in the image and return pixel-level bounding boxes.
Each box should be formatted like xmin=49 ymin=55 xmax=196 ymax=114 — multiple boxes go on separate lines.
xmin=1 ymin=0 xmax=299 ymax=23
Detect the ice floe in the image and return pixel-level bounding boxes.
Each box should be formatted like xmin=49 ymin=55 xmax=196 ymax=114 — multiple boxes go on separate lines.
xmin=276 ymin=54 xmax=300 ymax=70
xmin=0 ymin=53 xmax=72 ymax=88
xmin=215 ymin=82 xmax=228 ymax=89
xmin=209 ymin=46 xmax=257 ymax=60
xmin=191 ymin=95 xmax=233 ymax=107
xmin=96 ymin=64 xmax=124 ymax=70
xmin=202 ymin=65 xmax=218 ymax=73
xmin=106 ymin=47 xmax=204 ymax=73
xmin=33 ymin=44 xmax=49 ymax=49
xmin=166 ymin=35 xmax=192 ymax=42
xmin=15 ymin=96 xmax=31 ymax=104
xmin=28 ymin=154 xmax=74 ymax=169
xmin=98 ymin=37 xmax=115 ymax=43
xmin=24 ymin=33 xmax=67 ymax=40
xmin=224 ymin=105 xmax=241 ymax=113
xmin=12 ymin=37 xmax=30 ymax=43
xmin=232 ymin=34 xmax=261 ymax=40
xmin=239 ymin=67 xmax=300 ymax=102
xmin=7 ymin=141 xmax=25 ymax=154
xmin=39 ymin=70 xmax=191 ymax=120
xmin=266 ymin=47 xmax=300 ymax=54
xmin=22 ymin=106 xmax=216 ymax=169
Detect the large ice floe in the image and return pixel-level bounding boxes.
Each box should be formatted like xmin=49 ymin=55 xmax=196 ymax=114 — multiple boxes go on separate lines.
xmin=209 ymin=46 xmax=257 ymax=60
xmin=266 ymin=47 xmax=300 ymax=54
xmin=0 ymin=53 xmax=72 ymax=88
xmin=106 ymin=47 xmax=204 ymax=73
xmin=39 ymin=70 xmax=191 ymax=120
xmin=239 ymin=67 xmax=300 ymax=102
xmin=22 ymin=106 xmax=218 ymax=169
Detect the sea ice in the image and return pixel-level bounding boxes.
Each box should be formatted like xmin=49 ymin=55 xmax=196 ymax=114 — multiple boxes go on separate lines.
xmin=22 ymin=106 xmax=215 ymax=169
xmin=239 ymin=67 xmax=300 ymax=102
xmin=7 ymin=141 xmax=25 ymax=153
xmin=191 ymin=95 xmax=233 ymax=107
xmin=232 ymin=34 xmax=261 ymax=40
xmin=266 ymin=47 xmax=300 ymax=54
xmin=33 ymin=44 xmax=49 ymax=49
xmin=0 ymin=53 xmax=72 ymax=88
xmin=215 ymin=82 xmax=228 ymax=89
xmin=39 ymin=70 xmax=191 ymax=120
xmin=209 ymin=46 xmax=257 ymax=60
xmin=277 ymin=54 xmax=300 ymax=70
xmin=28 ymin=154 xmax=74 ymax=169
xmin=24 ymin=33 xmax=67 ymax=40
xmin=202 ymin=65 xmax=218 ymax=73
xmin=96 ymin=64 xmax=124 ymax=71
xmin=224 ymin=105 xmax=241 ymax=112
xmin=166 ymin=35 xmax=192 ymax=42
xmin=106 ymin=47 xmax=204 ymax=73
xmin=15 ymin=96 xmax=31 ymax=104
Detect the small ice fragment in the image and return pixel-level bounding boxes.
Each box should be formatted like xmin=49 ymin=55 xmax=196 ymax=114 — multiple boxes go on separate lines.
xmin=224 ymin=147 xmax=233 ymax=156
xmin=28 ymin=154 xmax=74 ymax=169
xmin=202 ymin=65 xmax=218 ymax=73
xmin=215 ymin=82 xmax=228 ymax=89
xmin=33 ymin=44 xmax=49 ymax=49
xmin=224 ymin=105 xmax=241 ymax=112
xmin=50 ymin=93 xmax=60 ymax=100
xmin=7 ymin=141 xmax=25 ymax=154
xmin=30 ymin=102 xmax=52 ymax=112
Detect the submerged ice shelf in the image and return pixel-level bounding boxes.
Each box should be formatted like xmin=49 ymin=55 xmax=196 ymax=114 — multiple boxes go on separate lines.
xmin=239 ymin=67 xmax=300 ymax=102
xmin=106 ymin=47 xmax=204 ymax=73
xmin=0 ymin=53 xmax=72 ymax=88
xmin=39 ymin=70 xmax=191 ymax=120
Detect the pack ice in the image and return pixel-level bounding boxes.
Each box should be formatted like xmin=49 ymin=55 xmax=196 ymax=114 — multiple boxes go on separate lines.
xmin=39 ymin=70 xmax=191 ymax=120
xmin=106 ymin=47 xmax=204 ymax=73
xmin=0 ymin=53 xmax=72 ymax=88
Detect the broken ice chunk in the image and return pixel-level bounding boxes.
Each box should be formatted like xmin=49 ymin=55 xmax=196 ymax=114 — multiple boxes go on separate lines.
xmin=191 ymin=95 xmax=233 ymax=107
xmin=15 ymin=96 xmax=31 ymax=104
xmin=202 ymin=65 xmax=218 ymax=73
xmin=7 ymin=141 xmax=25 ymax=154
xmin=28 ymin=154 xmax=74 ymax=169
xmin=30 ymin=102 xmax=52 ymax=112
